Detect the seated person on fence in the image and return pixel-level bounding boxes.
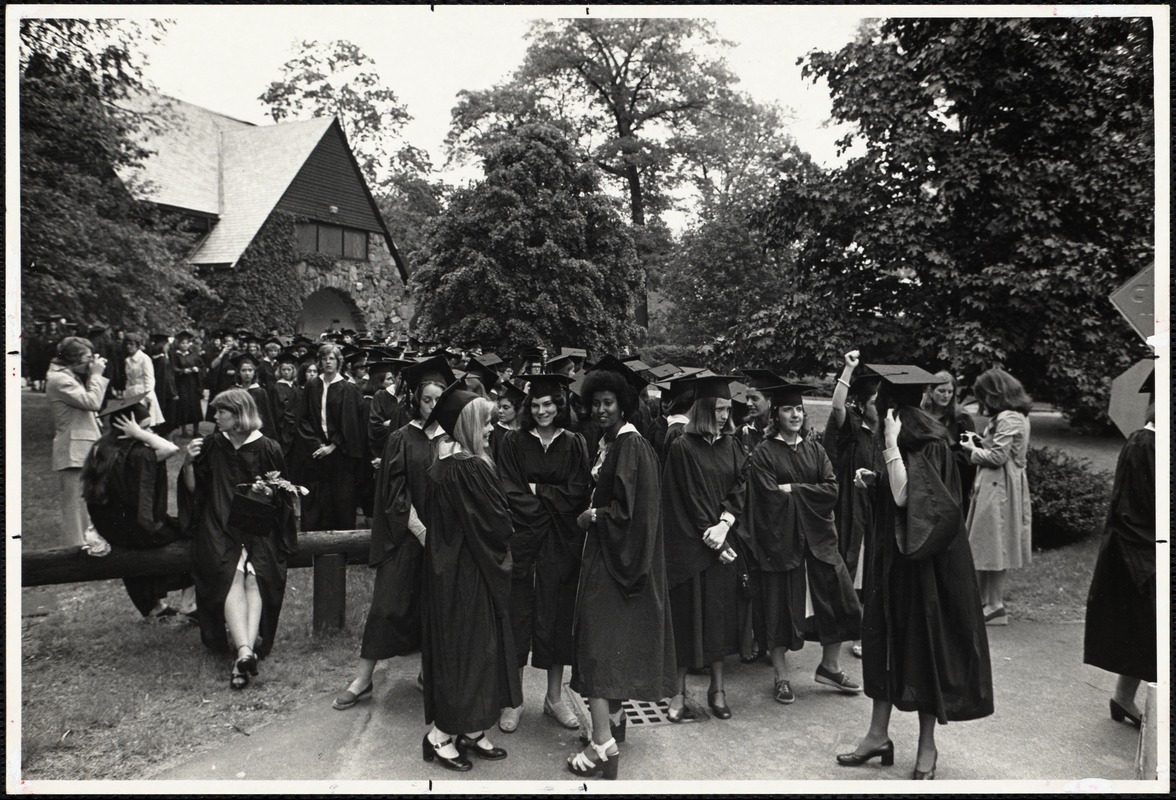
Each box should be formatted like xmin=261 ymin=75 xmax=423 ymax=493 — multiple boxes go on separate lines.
xmin=81 ymin=392 xmax=196 ymax=620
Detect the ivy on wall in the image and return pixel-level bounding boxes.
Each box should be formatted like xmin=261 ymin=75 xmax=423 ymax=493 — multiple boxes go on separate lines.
xmin=187 ymin=212 xmax=308 ymax=331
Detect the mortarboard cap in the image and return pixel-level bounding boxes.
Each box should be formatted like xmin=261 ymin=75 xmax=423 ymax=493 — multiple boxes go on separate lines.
xmin=524 ymin=373 xmax=573 ymax=400
xmin=175 ymin=330 xmax=195 ymax=341
xmin=739 ymin=368 xmax=785 ymax=390
xmin=1140 ymin=365 xmax=1155 ymax=394
xmin=865 ymin=363 xmax=946 ymax=406
xmin=231 ymin=352 xmax=260 ymax=370
xmin=671 ymin=374 xmax=738 ymax=402
xmin=425 ymin=383 xmax=482 ymax=438
xmin=150 ymin=332 xmax=171 ymax=345
xmin=464 ymin=356 xmax=502 ymax=392
xmin=646 ymin=363 xmax=682 ymax=382
xmin=588 ymin=354 xmax=649 ymax=393
xmin=498 ymin=380 xmax=527 ymax=405
xmin=546 ymin=354 xmax=575 ymax=374
xmin=763 ymin=383 xmax=817 ymax=407
xmin=98 ymin=392 xmax=149 ymax=419
xmin=402 ymin=355 xmax=456 ymax=392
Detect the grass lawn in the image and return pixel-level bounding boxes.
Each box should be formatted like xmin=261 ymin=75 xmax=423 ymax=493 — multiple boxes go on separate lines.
xmin=14 ymin=388 xmax=1126 ymax=779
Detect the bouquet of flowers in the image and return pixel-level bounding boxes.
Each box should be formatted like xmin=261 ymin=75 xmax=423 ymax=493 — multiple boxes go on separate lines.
xmin=230 ymin=472 xmax=307 ymax=531
xmin=239 ymin=471 xmax=309 ymax=497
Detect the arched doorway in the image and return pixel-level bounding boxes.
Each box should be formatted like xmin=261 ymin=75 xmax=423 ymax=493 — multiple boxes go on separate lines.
xmin=297 ymin=288 xmax=360 ymax=335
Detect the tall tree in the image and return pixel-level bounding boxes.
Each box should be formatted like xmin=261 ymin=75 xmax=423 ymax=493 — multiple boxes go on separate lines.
xmin=752 ymin=17 xmax=1153 ymax=427
xmin=259 ymin=39 xmax=442 ymax=272
xmin=19 ymin=18 xmax=209 ymax=332
xmin=410 ymin=124 xmax=642 ymax=355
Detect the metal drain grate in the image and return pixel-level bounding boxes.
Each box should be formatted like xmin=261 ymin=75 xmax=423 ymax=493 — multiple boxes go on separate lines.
xmin=564 ymin=685 xmax=676 ymax=728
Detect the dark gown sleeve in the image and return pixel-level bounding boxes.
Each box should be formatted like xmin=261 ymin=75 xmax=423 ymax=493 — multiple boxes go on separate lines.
xmin=893 ymin=438 xmax=963 ymax=559
xmin=369 ymin=428 xmax=413 ymax=564
xmin=428 ymin=456 xmax=514 ymax=586
xmin=336 ymin=382 xmax=368 ymax=459
xmin=132 ymin=444 xmax=162 ymax=534
xmin=789 ymin=442 xmax=841 ymax=565
xmin=746 ymin=443 xmax=802 ymax=571
xmin=296 ymin=380 xmax=323 ymax=447
xmin=591 ymin=435 xmax=661 ymax=597
xmin=1106 ymin=429 xmax=1156 ymax=588
xmin=497 ymin=430 xmax=546 ymax=576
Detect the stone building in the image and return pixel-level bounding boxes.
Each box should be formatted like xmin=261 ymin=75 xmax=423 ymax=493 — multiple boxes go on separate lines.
xmin=119 ymin=95 xmax=411 ymax=336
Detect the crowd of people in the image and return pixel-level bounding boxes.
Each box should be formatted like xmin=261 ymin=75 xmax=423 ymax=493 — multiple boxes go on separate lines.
xmin=35 ymin=321 xmax=1157 ymax=781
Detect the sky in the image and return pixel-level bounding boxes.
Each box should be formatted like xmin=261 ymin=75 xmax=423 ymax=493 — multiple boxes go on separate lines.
xmin=111 ymin=5 xmax=870 ymax=191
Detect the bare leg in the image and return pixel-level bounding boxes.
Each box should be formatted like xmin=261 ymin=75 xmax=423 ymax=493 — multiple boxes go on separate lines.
xmin=988 ymin=570 xmax=1008 ymax=609
xmin=546 ymin=665 xmax=565 ymax=705
xmin=224 ymin=570 xmax=250 ymax=651
xmin=770 ymin=646 xmax=788 ymax=681
xmin=819 ymin=642 xmax=842 ymax=674
xmin=852 ymin=698 xmax=893 ymax=754
xmin=708 ymin=660 xmax=725 ymax=693
xmin=915 ymin=711 xmax=938 ymax=772
xmin=976 ymin=571 xmax=990 ymax=607
xmin=668 ymin=666 xmax=688 ymax=712
xmin=243 ymin=573 xmax=262 ymax=648
xmin=346 ymin=657 xmax=378 ymax=694
xmin=1113 ymin=675 xmax=1143 ymax=717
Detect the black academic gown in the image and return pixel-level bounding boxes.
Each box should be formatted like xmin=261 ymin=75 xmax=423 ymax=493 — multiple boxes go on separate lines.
xmin=497 ymin=428 xmax=591 ymax=668
xmin=421 ymin=450 xmax=522 ymax=733
xmin=368 ymin=390 xmax=409 ymax=460
xmin=822 ymin=410 xmax=877 ymax=582
xmin=1084 ymin=427 xmax=1156 ymax=682
xmin=361 ymin=422 xmax=433 ymax=660
xmin=86 ymin=437 xmax=192 ymax=616
xmin=661 ymin=432 xmax=747 ymax=666
xmin=746 ymin=435 xmax=860 ymax=648
xmin=571 ymin=428 xmax=677 ymax=701
xmin=178 ymin=432 xmax=298 ymax=658
xmin=296 ymin=376 xmax=366 ymax=531
xmin=270 ymin=380 xmax=301 ymax=459
xmin=170 ymin=350 xmax=205 ymax=426
xmin=861 ymin=435 xmax=993 ymax=723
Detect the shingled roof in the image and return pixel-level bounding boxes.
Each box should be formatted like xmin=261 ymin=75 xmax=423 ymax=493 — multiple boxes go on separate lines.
xmin=117 ymin=95 xmax=405 ymax=279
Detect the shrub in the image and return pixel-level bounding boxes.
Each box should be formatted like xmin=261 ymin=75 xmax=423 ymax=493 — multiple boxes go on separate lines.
xmin=1027 ymin=446 xmax=1112 ymax=550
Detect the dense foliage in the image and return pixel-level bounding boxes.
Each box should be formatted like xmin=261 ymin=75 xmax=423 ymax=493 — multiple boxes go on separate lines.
xmin=411 ymin=124 xmax=642 ymax=354
xmin=19 ymin=19 xmax=209 ymax=332
xmin=1027 ymin=446 xmax=1112 ymax=549
xmin=746 ymin=17 xmax=1154 ymax=427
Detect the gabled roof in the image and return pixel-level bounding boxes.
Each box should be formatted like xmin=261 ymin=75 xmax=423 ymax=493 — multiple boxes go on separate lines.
xmin=191 ymin=116 xmax=334 ymax=266
xmin=118 ymin=95 xmax=253 ymax=216
xmin=117 ymin=94 xmax=407 ymax=280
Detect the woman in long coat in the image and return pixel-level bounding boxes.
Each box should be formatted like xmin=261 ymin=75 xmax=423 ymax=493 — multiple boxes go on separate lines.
xmin=1083 ymin=376 xmax=1156 ymax=728
xmin=746 ymin=383 xmax=862 ymax=707
xmin=837 ymin=368 xmax=992 ymax=780
xmin=496 ymin=374 xmax=591 ymax=733
xmin=179 ymin=388 xmax=298 ymax=689
xmin=420 ymin=386 xmax=521 ymax=772
xmin=568 ymin=359 xmax=676 ymax=780
xmin=333 ymin=357 xmax=451 ymax=710
xmin=661 ymin=376 xmax=746 ymax=722
xmin=962 ymin=368 xmax=1033 ymax=625
xmin=123 ymin=333 xmax=166 ymax=428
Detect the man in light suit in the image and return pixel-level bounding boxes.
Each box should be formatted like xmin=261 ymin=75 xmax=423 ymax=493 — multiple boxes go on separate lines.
xmin=46 ymin=337 xmax=110 ymax=551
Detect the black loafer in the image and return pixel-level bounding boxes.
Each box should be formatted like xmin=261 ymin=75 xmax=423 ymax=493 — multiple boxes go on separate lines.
xmin=707 ymin=689 xmax=732 ymax=720
xmin=836 ymin=740 xmax=895 ymax=767
xmin=456 ymin=733 xmax=507 ymax=760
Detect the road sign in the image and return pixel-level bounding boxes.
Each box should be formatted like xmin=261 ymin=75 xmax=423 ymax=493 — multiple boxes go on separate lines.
xmin=1108 ymin=358 xmax=1154 ymax=438
xmin=1109 ymin=263 xmax=1154 ymax=342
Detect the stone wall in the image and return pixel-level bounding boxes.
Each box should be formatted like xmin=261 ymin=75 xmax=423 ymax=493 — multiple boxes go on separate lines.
xmin=294 ymin=234 xmax=416 ymax=336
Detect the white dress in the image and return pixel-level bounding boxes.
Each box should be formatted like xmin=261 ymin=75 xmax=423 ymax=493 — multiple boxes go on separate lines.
xmin=124 ymin=348 xmax=166 ymax=427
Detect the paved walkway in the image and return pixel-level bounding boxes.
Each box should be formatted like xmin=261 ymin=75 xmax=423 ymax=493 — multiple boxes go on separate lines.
xmin=150 ymin=620 xmax=1162 ymax=790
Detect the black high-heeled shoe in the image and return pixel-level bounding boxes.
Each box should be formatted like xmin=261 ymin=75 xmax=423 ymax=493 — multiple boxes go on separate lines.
xmin=707 ymin=688 xmax=732 ymax=720
xmin=836 ymin=740 xmax=895 ymax=767
xmin=422 ymin=733 xmax=472 ymax=772
xmin=912 ymin=752 xmax=937 ymax=780
xmin=456 ymin=733 xmax=507 ymax=761
xmin=1110 ymin=698 xmax=1142 ymax=728
xmin=235 ymin=645 xmax=258 ymax=677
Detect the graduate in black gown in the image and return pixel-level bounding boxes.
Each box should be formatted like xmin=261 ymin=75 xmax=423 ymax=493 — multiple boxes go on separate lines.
xmin=333 ymin=357 xmax=452 ymax=711
xmin=367 ymin=359 xmax=413 ymax=463
xmin=823 ymin=349 xmax=882 ymax=660
xmin=836 ymin=366 xmax=992 ymax=780
xmin=1083 ymin=369 xmax=1156 ymax=728
xmin=232 ymin=353 xmax=278 ymax=441
xmin=568 ymin=359 xmax=676 ymax=781
xmin=660 ymin=375 xmax=746 ymax=722
xmin=295 ymin=343 xmax=367 ymax=531
xmin=82 ymin=394 xmax=194 ymax=618
xmin=269 ymin=351 xmax=302 ymax=460
xmin=744 ymin=383 xmax=862 ymax=708
xmin=179 ymin=388 xmax=298 ymax=690
xmin=170 ymin=331 xmax=205 ymax=437
xmin=489 ymin=380 xmax=523 ymax=463
xmin=203 ymin=333 xmax=242 ymax=422
xmin=420 ymin=385 xmax=521 ymax=772
xmin=495 ymin=374 xmax=590 ymax=734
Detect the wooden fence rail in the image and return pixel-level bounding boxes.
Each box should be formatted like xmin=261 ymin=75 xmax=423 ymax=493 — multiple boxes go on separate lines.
xmin=20 ymin=529 xmax=372 ymax=632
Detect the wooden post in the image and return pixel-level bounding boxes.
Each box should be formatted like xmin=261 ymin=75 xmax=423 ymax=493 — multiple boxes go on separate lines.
xmin=1134 ymin=682 xmax=1158 ymax=779
xmin=312 ymin=553 xmax=348 ymax=633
